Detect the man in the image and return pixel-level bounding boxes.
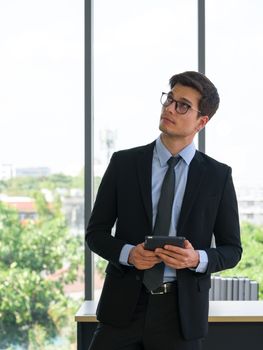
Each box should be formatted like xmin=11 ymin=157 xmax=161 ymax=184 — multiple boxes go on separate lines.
xmin=86 ymin=71 xmax=242 ymax=350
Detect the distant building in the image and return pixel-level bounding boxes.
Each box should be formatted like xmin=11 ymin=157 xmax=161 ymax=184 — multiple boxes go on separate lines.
xmin=0 ymin=163 xmax=14 ymax=180
xmin=60 ymin=189 xmax=84 ymax=235
xmin=15 ymin=166 xmax=51 ymax=178
xmin=237 ymin=186 xmax=263 ymax=225
xmin=0 ymin=195 xmax=37 ymax=222
xmin=0 ymin=189 xmax=84 ymax=232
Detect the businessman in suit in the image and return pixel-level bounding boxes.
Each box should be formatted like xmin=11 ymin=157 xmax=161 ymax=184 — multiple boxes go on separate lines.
xmin=86 ymin=71 xmax=242 ymax=350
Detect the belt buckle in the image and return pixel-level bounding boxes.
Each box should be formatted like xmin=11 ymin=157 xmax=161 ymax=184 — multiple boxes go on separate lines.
xmin=150 ymin=289 xmax=164 ymax=295
xmin=150 ymin=283 xmax=167 ymax=295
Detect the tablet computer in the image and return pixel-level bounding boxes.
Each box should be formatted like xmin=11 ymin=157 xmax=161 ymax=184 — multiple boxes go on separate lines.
xmin=144 ymin=236 xmax=186 ymax=251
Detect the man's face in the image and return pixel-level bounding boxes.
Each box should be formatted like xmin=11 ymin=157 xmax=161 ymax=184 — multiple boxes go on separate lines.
xmin=159 ymin=84 xmax=208 ymax=140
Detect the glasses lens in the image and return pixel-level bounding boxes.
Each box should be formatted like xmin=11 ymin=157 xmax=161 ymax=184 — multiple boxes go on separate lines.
xmin=176 ymin=102 xmax=189 ymax=114
xmin=160 ymin=93 xmax=170 ymax=106
xmin=160 ymin=93 xmax=192 ymax=114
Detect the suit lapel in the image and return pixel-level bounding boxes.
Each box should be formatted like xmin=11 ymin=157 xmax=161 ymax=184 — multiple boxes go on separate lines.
xmin=136 ymin=142 xmax=155 ymax=228
xmin=177 ymin=151 xmax=206 ymax=234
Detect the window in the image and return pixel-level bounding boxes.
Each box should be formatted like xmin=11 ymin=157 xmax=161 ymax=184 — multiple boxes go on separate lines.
xmin=206 ymin=0 xmax=263 ymax=298
xmin=93 ymin=0 xmax=198 ymax=298
xmin=0 ymin=1 xmax=84 ymax=348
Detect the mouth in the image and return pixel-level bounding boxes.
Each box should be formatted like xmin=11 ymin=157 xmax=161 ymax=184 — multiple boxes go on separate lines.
xmin=161 ymin=116 xmax=175 ymax=125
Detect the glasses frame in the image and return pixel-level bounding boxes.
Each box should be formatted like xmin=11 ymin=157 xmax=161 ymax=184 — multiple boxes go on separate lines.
xmin=160 ymin=92 xmax=201 ymax=115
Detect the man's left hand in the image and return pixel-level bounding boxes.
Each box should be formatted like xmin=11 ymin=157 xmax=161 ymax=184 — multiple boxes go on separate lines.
xmin=155 ymin=239 xmax=199 ymax=269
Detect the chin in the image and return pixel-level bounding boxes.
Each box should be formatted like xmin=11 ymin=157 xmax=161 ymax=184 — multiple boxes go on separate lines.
xmin=159 ymin=123 xmax=173 ymax=135
xmin=159 ymin=121 xmax=168 ymax=132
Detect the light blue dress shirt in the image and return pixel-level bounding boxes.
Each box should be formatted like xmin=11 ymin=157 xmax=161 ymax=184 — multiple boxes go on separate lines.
xmin=119 ymin=136 xmax=208 ymax=278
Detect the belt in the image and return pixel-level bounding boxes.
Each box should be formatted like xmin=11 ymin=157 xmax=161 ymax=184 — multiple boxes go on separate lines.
xmin=147 ymin=282 xmax=177 ymax=295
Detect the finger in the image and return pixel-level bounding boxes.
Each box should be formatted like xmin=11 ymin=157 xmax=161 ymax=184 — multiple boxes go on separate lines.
xmin=156 ymin=246 xmax=184 ymax=256
xmin=184 ymin=240 xmax=194 ymax=249
xmin=135 ymin=249 xmax=161 ymax=261
xmin=135 ymin=244 xmax=157 ymax=258
xmin=164 ymin=245 xmax=183 ymax=252
xmin=137 ymin=259 xmax=162 ymax=270
xmin=140 ymin=257 xmax=161 ymax=264
xmin=142 ymin=250 xmax=160 ymax=257
xmin=156 ymin=252 xmax=184 ymax=268
xmin=156 ymin=250 xmax=188 ymax=263
xmin=139 ymin=244 xmax=160 ymax=257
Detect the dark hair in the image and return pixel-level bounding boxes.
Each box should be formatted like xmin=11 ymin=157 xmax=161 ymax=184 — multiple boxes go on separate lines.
xmin=169 ymin=71 xmax=220 ymax=119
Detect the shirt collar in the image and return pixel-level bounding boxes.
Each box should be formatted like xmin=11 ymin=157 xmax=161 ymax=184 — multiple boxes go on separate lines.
xmin=155 ymin=135 xmax=196 ymax=167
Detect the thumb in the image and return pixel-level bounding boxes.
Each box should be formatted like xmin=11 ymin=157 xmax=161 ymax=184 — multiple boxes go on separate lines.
xmin=184 ymin=239 xmax=194 ymax=249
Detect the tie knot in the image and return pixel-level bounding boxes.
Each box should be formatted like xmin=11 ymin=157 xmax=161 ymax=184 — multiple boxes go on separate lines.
xmin=167 ymin=156 xmax=181 ymax=168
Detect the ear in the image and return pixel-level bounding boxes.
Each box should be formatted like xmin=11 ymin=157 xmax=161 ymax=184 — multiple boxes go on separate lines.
xmin=197 ymin=115 xmax=209 ymax=131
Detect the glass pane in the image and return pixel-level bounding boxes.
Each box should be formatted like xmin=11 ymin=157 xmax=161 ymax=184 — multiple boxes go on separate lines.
xmin=93 ymin=0 xmax=198 ymax=298
xmin=206 ymin=0 xmax=263 ymax=299
xmin=0 ymin=0 xmax=84 ymax=348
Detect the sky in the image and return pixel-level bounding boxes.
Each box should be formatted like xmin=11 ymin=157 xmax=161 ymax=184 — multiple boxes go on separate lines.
xmin=0 ymin=0 xmax=263 ymax=187
xmin=93 ymin=0 xmax=263 ymax=187
xmin=0 ymin=0 xmax=84 ymax=175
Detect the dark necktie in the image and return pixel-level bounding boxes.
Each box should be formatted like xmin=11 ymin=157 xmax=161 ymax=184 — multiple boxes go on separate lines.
xmin=143 ymin=156 xmax=181 ymax=291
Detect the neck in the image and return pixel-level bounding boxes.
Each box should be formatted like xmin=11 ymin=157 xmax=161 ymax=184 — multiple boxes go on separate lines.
xmin=160 ymin=133 xmax=193 ymax=156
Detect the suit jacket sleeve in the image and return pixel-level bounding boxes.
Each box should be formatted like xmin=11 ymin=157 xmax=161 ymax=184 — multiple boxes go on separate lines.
xmin=86 ymin=152 xmax=128 ymax=270
xmin=205 ymin=167 xmax=242 ymax=274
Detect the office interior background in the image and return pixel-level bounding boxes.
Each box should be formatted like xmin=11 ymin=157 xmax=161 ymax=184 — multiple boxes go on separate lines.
xmin=0 ymin=0 xmax=263 ymax=348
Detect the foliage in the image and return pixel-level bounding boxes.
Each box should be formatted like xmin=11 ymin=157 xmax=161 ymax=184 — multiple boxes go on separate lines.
xmin=93 ymin=176 xmax=102 ymax=198
xmin=221 ymin=222 xmax=263 ymax=299
xmin=0 ymin=197 xmax=82 ymax=349
xmin=27 ymin=298 xmax=79 ymax=350
xmin=0 ymin=170 xmax=84 ymax=197
xmin=96 ymin=256 xmax=107 ymax=277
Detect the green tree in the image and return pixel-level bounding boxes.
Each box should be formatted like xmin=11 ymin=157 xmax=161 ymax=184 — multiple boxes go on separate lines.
xmin=1 ymin=171 xmax=84 ymax=197
xmin=1 ymin=176 xmax=40 ymax=196
xmin=221 ymin=222 xmax=263 ymax=299
xmin=0 ymin=198 xmax=82 ymax=349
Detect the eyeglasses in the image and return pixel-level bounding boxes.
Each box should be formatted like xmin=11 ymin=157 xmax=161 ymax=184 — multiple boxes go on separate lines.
xmin=160 ymin=92 xmax=201 ymax=115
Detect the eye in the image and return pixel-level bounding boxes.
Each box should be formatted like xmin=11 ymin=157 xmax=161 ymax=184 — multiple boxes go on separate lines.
xmin=177 ymin=102 xmax=189 ymax=113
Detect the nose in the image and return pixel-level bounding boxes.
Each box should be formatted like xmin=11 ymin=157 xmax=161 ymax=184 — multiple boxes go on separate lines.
xmin=165 ymin=100 xmax=176 ymax=113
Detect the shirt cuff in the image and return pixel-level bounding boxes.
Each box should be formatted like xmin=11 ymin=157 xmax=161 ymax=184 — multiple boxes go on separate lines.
xmin=194 ymin=250 xmax=208 ymax=273
xmin=119 ymin=244 xmax=135 ymax=266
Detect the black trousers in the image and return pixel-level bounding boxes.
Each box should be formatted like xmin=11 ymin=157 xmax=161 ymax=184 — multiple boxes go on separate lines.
xmin=88 ymin=285 xmax=203 ymax=350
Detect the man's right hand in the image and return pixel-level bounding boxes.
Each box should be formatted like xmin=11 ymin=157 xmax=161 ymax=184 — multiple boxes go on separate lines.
xmin=128 ymin=243 xmax=161 ymax=270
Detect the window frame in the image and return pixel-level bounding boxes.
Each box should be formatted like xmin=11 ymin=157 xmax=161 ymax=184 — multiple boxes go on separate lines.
xmin=84 ymin=0 xmax=206 ymax=300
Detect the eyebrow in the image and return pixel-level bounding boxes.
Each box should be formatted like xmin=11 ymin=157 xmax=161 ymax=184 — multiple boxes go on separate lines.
xmin=178 ymin=97 xmax=193 ymax=106
xmin=168 ymin=92 xmax=193 ymax=106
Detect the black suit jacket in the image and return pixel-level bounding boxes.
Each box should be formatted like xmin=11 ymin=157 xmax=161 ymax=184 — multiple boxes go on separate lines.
xmin=86 ymin=140 xmax=242 ymax=340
